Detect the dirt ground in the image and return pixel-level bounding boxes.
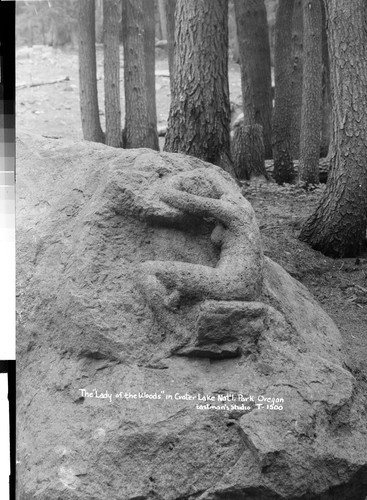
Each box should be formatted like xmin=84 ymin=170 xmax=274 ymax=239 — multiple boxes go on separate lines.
xmin=16 ymin=45 xmax=367 ymax=378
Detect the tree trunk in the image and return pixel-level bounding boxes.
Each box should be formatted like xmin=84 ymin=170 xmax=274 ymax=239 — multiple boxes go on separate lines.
xmin=78 ymin=0 xmax=104 ymax=143
xmin=164 ymin=0 xmax=234 ymax=177
xmin=165 ymin=0 xmax=176 ymax=89
xmin=299 ymin=0 xmax=367 ymax=257
xmin=298 ymin=0 xmax=322 ymax=184
xmin=232 ymin=15 xmax=240 ymax=64
xmin=103 ymin=0 xmax=121 ymax=147
xmin=232 ymin=122 xmax=267 ymax=180
xmin=234 ymin=0 xmax=273 ymax=159
xmin=144 ymin=0 xmax=159 ymax=151
xmin=95 ymin=0 xmax=104 ymax=43
xmin=272 ymin=0 xmax=295 ymax=184
xmin=157 ymin=0 xmax=167 ymax=40
xmin=122 ymin=0 xmax=157 ymax=149
xmin=320 ymin=2 xmax=331 ymax=158
xmin=289 ymin=0 xmax=303 ymax=159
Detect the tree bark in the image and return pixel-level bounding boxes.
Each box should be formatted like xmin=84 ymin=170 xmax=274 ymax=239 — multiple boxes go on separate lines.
xmin=78 ymin=0 xmax=104 ymax=143
xmin=164 ymin=0 xmax=234 ymax=177
xmin=232 ymin=122 xmax=267 ymax=180
xmin=289 ymin=0 xmax=303 ymax=159
xmin=144 ymin=0 xmax=159 ymax=151
xmin=157 ymin=0 xmax=167 ymax=40
xmin=299 ymin=0 xmax=367 ymax=257
xmin=103 ymin=0 xmax=121 ymax=147
xmin=320 ymin=2 xmax=331 ymax=158
xmin=165 ymin=0 xmax=176 ymax=86
xmin=122 ymin=0 xmax=157 ymax=149
xmin=272 ymin=0 xmax=295 ymax=184
xmin=232 ymin=13 xmax=240 ymax=64
xmin=298 ymin=0 xmax=322 ymax=184
xmin=234 ymin=0 xmax=273 ymax=159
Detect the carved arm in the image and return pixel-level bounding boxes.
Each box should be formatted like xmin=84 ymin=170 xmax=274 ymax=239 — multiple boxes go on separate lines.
xmin=160 ymin=188 xmax=233 ymax=226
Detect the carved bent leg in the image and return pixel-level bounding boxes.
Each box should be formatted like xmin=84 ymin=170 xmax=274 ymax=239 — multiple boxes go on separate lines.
xmin=136 ymin=259 xmax=229 ymax=306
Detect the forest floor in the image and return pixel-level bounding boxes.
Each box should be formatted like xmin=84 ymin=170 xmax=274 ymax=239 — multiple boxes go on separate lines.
xmin=16 ymin=45 xmax=367 ymax=379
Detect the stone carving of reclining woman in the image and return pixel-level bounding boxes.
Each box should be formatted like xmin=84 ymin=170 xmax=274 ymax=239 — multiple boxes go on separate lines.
xmin=136 ymin=168 xmax=264 ymax=312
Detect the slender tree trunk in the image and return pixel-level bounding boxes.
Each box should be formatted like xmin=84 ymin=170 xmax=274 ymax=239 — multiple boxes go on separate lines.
xmin=272 ymin=0 xmax=295 ymax=184
xmin=234 ymin=0 xmax=273 ymax=159
xmin=122 ymin=0 xmax=157 ymax=149
xmin=320 ymin=2 xmax=331 ymax=158
xmin=165 ymin=0 xmax=176 ymax=89
xmin=95 ymin=0 xmax=104 ymax=43
xmin=103 ymin=0 xmax=121 ymax=147
xmin=164 ymin=0 xmax=235 ymax=177
xmin=290 ymin=0 xmax=303 ymax=159
xmin=299 ymin=0 xmax=367 ymax=257
xmin=78 ymin=0 xmax=104 ymax=143
xmin=232 ymin=15 xmax=240 ymax=64
xmin=298 ymin=0 xmax=322 ymax=184
xmin=157 ymin=0 xmax=167 ymax=40
xmin=144 ymin=0 xmax=159 ymax=151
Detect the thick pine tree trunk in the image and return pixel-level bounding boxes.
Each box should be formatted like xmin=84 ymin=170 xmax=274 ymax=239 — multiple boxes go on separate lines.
xmin=299 ymin=0 xmax=367 ymax=257
xmin=165 ymin=0 xmax=176 ymax=86
xmin=290 ymin=0 xmax=303 ymax=159
xmin=234 ymin=0 xmax=272 ymax=159
xmin=272 ymin=0 xmax=295 ymax=184
xmin=78 ymin=0 xmax=104 ymax=143
xmin=122 ymin=0 xmax=157 ymax=149
xmin=164 ymin=0 xmax=234 ymax=177
xmin=103 ymin=0 xmax=121 ymax=147
xmin=144 ymin=0 xmax=159 ymax=151
xmin=298 ymin=0 xmax=322 ymax=184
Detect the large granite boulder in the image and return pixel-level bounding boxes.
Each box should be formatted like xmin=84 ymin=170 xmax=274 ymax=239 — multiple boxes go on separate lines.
xmin=17 ymin=135 xmax=367 ymax=500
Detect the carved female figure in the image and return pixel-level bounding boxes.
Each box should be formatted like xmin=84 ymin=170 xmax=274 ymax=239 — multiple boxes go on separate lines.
xmin=136 ymin=168 xmax=263 ymax=310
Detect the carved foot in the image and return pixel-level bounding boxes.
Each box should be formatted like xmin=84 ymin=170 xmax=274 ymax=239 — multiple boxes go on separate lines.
xmin=163 ymin=290 xmax=181 ymax=312
xmin=175 ymin=300 xmax=269 ymax=360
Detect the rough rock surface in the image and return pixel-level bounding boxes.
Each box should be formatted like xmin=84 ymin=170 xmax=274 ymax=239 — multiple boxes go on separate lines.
xmin=17 ymin=135 xmax=367 ymax=500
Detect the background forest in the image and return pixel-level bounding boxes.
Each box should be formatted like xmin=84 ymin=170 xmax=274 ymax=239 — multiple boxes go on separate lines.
xmin=16 ymin=0 xmax=367 ymax=379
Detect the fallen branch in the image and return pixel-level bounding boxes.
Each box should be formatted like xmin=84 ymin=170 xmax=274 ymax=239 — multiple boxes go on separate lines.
xmin=17 ymin=76 xmax=70 ymax=90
